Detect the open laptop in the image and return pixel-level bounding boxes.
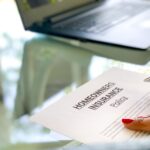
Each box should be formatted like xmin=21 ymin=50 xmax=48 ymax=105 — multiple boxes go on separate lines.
xmin=16 ymin=0 xmax=150 ymax=50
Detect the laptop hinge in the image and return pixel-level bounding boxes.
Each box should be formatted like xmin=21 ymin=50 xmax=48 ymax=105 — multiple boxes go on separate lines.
xmin=43 ymin=1 xmax=101 ymax=25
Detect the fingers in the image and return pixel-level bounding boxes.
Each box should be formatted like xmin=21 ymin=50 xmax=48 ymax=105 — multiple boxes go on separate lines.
xmin=122 ymin=116 xmax=150 ymax=132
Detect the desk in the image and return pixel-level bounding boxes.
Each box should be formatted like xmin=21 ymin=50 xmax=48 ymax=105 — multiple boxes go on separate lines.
xmin=13 ymin=36 xmax=150 ymax=118
xmin=1 ymin=36 xmax=150 ymax=150
xmin=0 ymin=0 xmax=150 ymax=149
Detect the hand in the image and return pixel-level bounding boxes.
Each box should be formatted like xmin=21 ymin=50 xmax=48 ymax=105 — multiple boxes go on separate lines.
xmin=122 ymin=116 xmax=150 ymax=132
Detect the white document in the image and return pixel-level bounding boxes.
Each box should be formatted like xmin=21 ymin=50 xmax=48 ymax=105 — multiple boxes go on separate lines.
xmin=31 ymin=68 xmax=150 ymax=144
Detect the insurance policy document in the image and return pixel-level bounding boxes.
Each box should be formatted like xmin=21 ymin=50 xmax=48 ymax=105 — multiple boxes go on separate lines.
xmin=31 ymin=68 xmax=150 ymax=144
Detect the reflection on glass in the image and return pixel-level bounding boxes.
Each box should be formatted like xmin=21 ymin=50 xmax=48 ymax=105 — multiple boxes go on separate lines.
xmin=14 ymin=37 xmax=93 ymax=118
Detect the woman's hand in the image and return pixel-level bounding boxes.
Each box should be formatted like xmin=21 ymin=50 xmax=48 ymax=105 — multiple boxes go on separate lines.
xmin=122 ymin=116 xmax=150 ymax=132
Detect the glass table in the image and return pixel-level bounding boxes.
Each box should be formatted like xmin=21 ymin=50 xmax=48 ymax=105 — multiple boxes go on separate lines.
xmin=0 ymin=0 xmax=150 ymax=150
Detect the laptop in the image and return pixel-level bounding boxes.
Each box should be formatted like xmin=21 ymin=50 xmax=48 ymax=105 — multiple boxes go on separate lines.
xmin=15 ymin=0 xmax=150 ymax=50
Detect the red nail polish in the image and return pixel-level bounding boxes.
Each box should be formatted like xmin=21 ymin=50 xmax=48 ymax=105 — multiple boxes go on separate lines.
xmin=122 ymin=118 xmax=134 ymax=124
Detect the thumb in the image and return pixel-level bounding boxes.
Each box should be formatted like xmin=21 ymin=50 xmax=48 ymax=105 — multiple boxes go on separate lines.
xmin=122 ymin=116 xmax=150 ymax=132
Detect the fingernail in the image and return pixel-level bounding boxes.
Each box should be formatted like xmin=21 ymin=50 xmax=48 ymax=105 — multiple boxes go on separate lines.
xmin=122 ymin=118 xmax=134 ymax=124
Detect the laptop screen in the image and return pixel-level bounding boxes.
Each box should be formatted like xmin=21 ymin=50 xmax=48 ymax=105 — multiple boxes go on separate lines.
xmin=16 ymin=0 xmax=97 ymax=28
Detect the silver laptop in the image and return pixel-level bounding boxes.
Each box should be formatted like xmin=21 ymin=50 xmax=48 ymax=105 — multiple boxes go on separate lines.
xmin=16 ymin=0 xmax=150 ymax=50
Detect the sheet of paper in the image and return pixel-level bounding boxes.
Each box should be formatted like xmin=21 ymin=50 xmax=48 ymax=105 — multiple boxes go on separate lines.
xmin=31 ymin=68 xmax=150 ymax=144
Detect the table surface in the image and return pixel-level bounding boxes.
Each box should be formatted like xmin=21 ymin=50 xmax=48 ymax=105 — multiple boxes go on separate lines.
xmin=0 ymin=0 xmax=150 ymax=150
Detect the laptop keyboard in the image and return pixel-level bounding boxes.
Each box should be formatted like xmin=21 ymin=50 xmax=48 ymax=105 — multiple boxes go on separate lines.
xmin=55 ymin=3 xmax=150 ymax=33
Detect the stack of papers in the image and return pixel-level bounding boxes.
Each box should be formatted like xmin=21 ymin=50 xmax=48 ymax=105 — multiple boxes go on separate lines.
xmin=31 ymin=68 xmax=150 ymax=144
